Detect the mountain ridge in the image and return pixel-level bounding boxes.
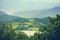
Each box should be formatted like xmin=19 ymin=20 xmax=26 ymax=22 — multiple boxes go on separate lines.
xmin=13 ymin=7 xmax=60 ymax=18
xmin=34 ymin=7 xmax=60 ymax=18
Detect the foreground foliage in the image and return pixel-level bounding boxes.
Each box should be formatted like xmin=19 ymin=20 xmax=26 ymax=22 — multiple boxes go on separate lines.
xmin=0 ymin=14 xmax=60 ymax=40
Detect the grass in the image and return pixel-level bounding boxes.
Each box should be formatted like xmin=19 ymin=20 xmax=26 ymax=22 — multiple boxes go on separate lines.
xmin=28 ymin=27 xmax=39 ymax=31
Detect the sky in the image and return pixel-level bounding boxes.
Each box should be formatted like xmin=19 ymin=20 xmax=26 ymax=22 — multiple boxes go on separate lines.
xmin=0 ymin=0 xmax=59 ymax=15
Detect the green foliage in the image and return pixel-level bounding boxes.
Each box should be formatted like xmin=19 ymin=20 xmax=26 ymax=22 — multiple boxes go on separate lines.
xmin=0 ymin=14 xmax=60 ymax=40
xmin=29 ymin=32 xmax=38 ymax=40
xmin=29 ymin=14 xmax=60 ymax=40
xmin=0 ymin=23 xmax=29 ymax=40
xmin=17 ymin=32 xmax=29 ymax=40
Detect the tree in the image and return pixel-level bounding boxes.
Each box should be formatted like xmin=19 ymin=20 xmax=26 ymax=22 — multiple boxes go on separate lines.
xmin=0 ymin=22 xmax=29 ymax=40
xmin=17 ymin=31 xmax=29 ymax=40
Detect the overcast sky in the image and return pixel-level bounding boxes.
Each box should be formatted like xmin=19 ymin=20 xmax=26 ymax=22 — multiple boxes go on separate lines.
xmin=0 ymin=0 xmax=59 ymax=15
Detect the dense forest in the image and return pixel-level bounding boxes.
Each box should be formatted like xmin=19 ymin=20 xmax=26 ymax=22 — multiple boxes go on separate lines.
xmin=0 ymin=14 xmax=60 ymax=40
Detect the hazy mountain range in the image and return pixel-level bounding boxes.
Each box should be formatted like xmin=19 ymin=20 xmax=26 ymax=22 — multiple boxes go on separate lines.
xmin=13 ymin=7 xmax=60 ymax=18
xmin=34 ymin=7 xmax=60 ymax=18
xmin=0 ymin=10 xmax=49 ymax=24
xmin=0 ymin=7 xmax=60 ymax=24
xmin=0 ymin=11 xmax=23 ymax=22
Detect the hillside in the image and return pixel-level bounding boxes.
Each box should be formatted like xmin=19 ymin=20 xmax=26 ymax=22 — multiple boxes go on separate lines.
xmin=34 ymin=7 xmax=60 ymax=18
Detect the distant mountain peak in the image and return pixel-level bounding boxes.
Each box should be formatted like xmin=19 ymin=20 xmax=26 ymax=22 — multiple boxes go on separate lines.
xmin=51 ymin=7 xmax=60 ymax=10
xmin=34 ymin=7 xmax=60 ymax=18
xmin=0 ymin=11 xmax=7 ymax=16
xmin=54 ymin=6 xmax=60 ymax=8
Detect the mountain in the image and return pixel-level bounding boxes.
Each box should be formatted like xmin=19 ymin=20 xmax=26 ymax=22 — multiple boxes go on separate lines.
xmin=13 ymin=7 xmax=60 ymax=18
xmin=1 ymin=6 xmax=60 ymax=24
xmin=34 ymin=7 xmax=60 ymax=18
xmin=0 ymin=11 xmax=49 ymax=24
xmin=0 ymin=11 xmax=25 ymax=22
xmin=12 ymin=7 xmax=60 ymax=24
xmin=0 ymin=11 xmax=7 ymax=21
xmin=0 ymin=11 xmax=7 ymax=16
xmin=13 ymin=9 xmax=46 ymax=18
